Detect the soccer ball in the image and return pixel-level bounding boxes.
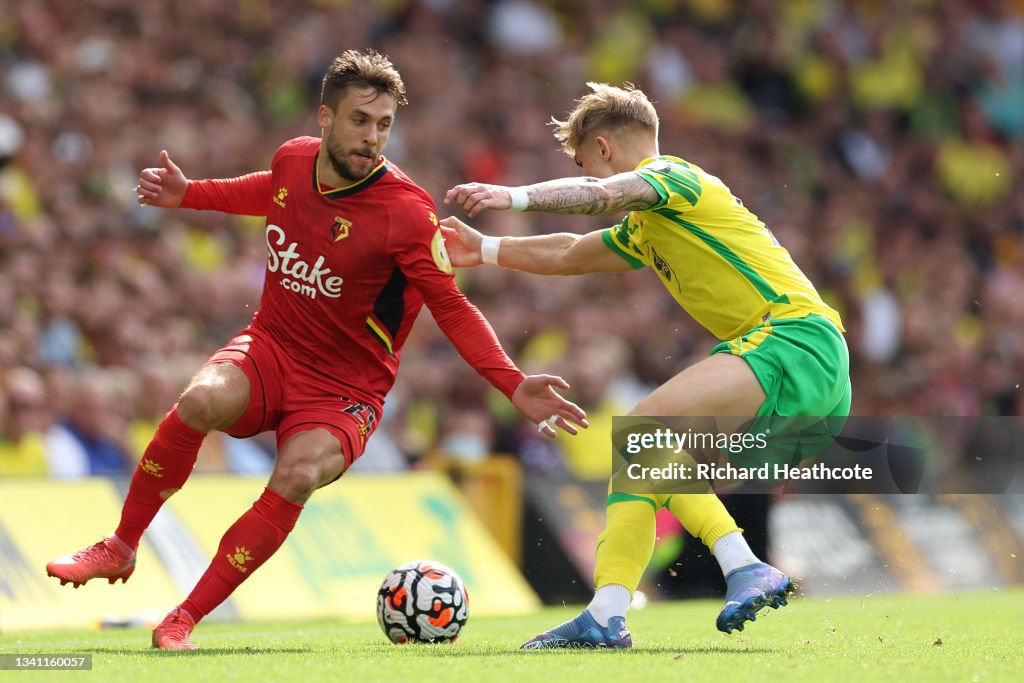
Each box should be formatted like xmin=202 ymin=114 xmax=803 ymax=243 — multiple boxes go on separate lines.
xmin=376 ymin=560 xmax=469 ymax=644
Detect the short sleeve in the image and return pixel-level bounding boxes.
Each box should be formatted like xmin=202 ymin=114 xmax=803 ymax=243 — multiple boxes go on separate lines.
xmin=601 ymin=218 xmax=646 ymax=270
xmin=634 ymin=160 xmax=703 ymax=209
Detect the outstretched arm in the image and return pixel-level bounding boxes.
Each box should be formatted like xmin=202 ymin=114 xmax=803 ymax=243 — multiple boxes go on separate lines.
xmin=440 ymin=217 xmax=633 ymax=275
xmin=390 ymin=200 xmax=589 ymax=438
xmin=445 ymin=172 xmax=660 ymax=218
xmin=136 ymin=150 xmax=272 ymax=216
xmin=424 ymin=291 xmax=589 ymax=438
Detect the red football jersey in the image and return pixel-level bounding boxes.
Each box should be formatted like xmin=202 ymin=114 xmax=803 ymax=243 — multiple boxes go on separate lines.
xmin=181 ymin=136 xmax=524 ymax=409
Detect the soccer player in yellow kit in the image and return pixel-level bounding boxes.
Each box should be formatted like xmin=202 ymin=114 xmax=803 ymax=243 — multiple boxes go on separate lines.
xmin=443 ymin=83 xmax=851 ymax=648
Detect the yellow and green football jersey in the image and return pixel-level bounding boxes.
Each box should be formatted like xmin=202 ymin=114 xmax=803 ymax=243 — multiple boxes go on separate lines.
xmin=602 ymin=155 xmax=844 ymax=340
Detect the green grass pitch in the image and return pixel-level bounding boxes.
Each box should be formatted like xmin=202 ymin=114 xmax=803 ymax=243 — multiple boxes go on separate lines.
xmin=3 ymin=588 xmax=1021 ymax=682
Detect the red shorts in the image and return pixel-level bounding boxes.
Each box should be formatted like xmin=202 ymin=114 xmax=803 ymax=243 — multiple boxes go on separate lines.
xmin=205 ymin=326 xmax=381 ymax=468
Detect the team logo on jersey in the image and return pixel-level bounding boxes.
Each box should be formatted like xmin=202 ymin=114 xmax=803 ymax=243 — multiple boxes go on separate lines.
xmin=274 ymin=187 xmax=288 ymax=208
xmin=650 ymin=246 xmax=680 ymax=292
xmin=266 ymin=224 xmax=344 ymax=299
xmin=431 ymin=228 xmax=453 ymax=274
xmin=330 ymin=216 xmax=352 ymax=242
xmin=428 ymin=211 xmax=439 ymax=226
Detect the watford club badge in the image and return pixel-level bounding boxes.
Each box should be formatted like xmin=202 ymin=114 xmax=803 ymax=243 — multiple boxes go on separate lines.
xmin=331 ymin=216 xmax=352 ymax=242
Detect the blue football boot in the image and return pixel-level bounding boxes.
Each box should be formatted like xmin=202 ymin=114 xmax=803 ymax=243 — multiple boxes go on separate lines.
xmin=717 ymin=562 xmax=794 ymax=634
xmin=521 ymin=610 xmax=632 ymax=649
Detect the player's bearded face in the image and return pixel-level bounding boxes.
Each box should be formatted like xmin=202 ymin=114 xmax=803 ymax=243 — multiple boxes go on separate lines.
xmin=326 ymin=138 xmax=369 ymax=182
xmin=321 ymin=88 xmax=396 ymax=182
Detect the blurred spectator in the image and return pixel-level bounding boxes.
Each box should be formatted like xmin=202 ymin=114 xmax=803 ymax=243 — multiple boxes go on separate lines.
xmin=487 ymin=0 xmax=562 ymax=55
xmin=44 ymin=370 xmax=133 ymax=477
xmin=557 ymin=335 xmax=650 ymax=480
xmin=435 ymin=407 xmax=496 ymax=464
xmin=36 ymin=273 xmax=84 ymax=367
xmin=0 ymin=366 xmax=50 ymax=476
xmin=936 ymin=98 xmax=1013 ymax=207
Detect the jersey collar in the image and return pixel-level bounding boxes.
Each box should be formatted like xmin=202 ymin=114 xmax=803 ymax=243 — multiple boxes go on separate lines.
xmin=313 ymin=154 xmax=389 ymax=199
xmin=634 ymin=154 xmax=683 ymax=170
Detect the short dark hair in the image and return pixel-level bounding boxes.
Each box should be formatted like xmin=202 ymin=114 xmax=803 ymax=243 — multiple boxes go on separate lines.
xmin=321 ymin=49 xmax=407 ymax=110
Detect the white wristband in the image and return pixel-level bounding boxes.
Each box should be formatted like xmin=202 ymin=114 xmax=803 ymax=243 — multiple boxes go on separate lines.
xmin=480 ymin=235 xmax=502 ymax=265
xmin=508 ymin=186 xmax=529 ymax=211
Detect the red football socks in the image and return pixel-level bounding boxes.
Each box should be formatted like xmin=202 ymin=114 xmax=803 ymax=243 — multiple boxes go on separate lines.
xmin=115 ymin=408 xmax=205 ymax=550
xmin=180 ymin=487 xmax=303 ymax=622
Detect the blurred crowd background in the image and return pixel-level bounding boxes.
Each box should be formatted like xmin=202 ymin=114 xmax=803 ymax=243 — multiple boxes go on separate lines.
xmin=2 ymin=0 xmax=1023 ymax=480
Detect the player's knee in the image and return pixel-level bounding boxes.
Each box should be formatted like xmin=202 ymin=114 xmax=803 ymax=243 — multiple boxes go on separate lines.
xmin=273 ymin=440 xmax=346 ymax=504
xmin=270 ymin=458 xmax=327 ymax=505
xmin=177 ymin=382 xmax=239 ymax=432
xmin=272 ymin=462 xmax=319 ymax=499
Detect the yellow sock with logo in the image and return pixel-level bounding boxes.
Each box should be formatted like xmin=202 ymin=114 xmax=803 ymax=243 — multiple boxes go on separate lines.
xmin=593 ymin=495 xmax=658 ymax=594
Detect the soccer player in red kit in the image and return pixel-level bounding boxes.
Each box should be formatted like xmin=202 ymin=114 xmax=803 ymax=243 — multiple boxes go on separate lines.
xmin=45 ymin=49 xmax=587 ymax=650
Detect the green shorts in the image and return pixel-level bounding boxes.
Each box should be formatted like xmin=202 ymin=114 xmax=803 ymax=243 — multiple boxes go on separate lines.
xmin=711 ymin=314 xmax=852 ymax=466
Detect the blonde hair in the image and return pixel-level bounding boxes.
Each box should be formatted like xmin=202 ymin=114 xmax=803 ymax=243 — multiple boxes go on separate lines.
xmin=550 ymin=82 xmax=658 ymax=157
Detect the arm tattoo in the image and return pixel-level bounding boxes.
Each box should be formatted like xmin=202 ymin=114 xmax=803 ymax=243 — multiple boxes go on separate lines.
xmin=609 ymin=174 xmax=662 ymax=211
xmin=525 ymin=173 xmax=660 ymax=215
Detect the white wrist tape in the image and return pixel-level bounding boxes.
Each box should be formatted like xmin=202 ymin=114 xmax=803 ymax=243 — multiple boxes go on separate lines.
xmin=508 ymin=186 xmax=529 ymax=211
xmin=480 ymin=235 xmax=502 ymax=265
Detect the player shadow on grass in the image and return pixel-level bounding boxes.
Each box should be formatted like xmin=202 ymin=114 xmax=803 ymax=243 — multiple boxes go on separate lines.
xmin=637 ymin=645 xmax=780 ymax=656
xmin=351 ymin=644 xmax=779 ymax=656
xmin=87 ymin=646 xmax=310 ymax=656
xmin=84 ymin=644 xmax=780 ymax=656
xmin=506 ymin=646 xmax=779 ymax=656
xmin=513 ymin=645 xmax=779 ymax=656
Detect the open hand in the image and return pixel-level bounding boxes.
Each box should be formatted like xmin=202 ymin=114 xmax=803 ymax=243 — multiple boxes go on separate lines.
xmin=511 ymin=374 xmax=589 ymax=439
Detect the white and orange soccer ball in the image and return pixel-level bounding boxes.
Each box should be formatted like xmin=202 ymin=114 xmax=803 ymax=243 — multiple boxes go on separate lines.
xmin=376 ymin=560 xmax=469 ymax=644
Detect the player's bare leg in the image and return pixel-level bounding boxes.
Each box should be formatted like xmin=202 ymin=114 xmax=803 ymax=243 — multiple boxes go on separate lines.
xmin=524 ymin=354 xmax=791 ymax=647
xmin=636 ymin=355 xmax=794 ymax=632
xmin=46 ymin=363 xmax=250 ymax=588
xmin=640 ymin=354 xmax=793 ymax=632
